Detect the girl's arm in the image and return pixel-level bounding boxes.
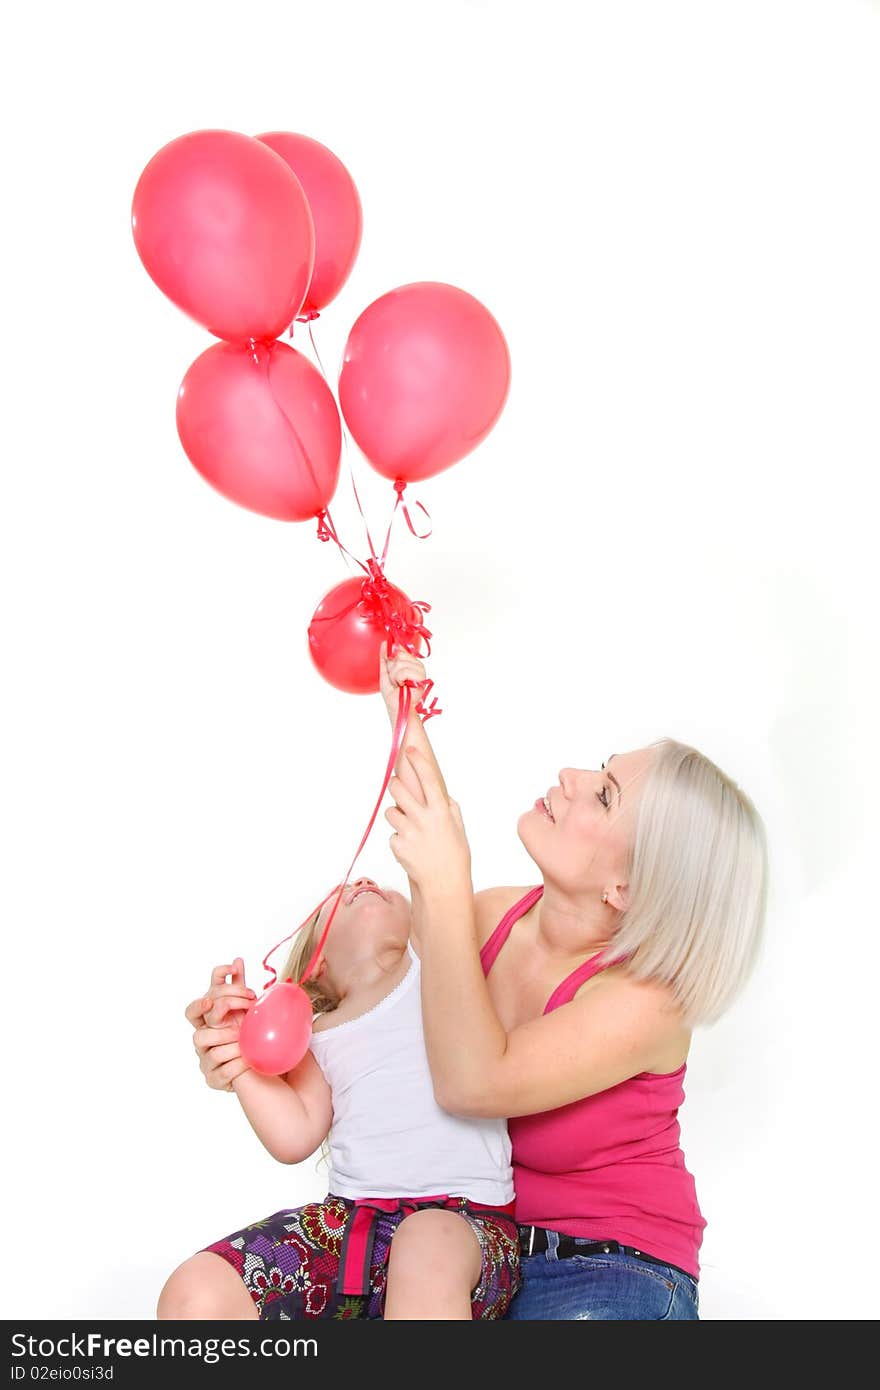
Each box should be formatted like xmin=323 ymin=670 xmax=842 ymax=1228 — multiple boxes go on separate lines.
xmin=231 ymin=1050 xmax=332 ymax=1164
xmin=187 ymin=968 xmax=332 ymax=1164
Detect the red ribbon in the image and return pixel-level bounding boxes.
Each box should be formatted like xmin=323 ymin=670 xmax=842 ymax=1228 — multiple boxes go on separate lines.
xmin=258 ymin=681 xmax=414 ymax=990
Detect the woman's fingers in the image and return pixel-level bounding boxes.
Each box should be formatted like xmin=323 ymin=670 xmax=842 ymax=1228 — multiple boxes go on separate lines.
xmin=403 ymin=747 xmax=443 ymax=807
xmin=387 ymin=775 xmax=424 ymax=818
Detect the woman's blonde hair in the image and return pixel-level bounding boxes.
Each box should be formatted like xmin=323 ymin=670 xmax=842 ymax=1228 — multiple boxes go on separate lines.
xmin=610 ymin=738 xmax=768 ymax=1026
xmin=280 ymin=909 xmax=339 ymax=1016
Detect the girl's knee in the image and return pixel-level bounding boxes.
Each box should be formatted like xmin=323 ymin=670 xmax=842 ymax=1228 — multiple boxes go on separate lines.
xmin=157 ymin=1252 xmax=254 ymax=1320
xmin=390 ymin=1209 xmax=480 ymax=1282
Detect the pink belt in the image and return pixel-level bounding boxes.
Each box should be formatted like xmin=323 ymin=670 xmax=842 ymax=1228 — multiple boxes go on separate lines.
xmin=337 ymin=1193 xmax=518 ymax=1296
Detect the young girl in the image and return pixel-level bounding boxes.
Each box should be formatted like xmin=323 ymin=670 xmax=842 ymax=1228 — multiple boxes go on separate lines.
xmin=164 ymin=880 xmax=521 ymax=1321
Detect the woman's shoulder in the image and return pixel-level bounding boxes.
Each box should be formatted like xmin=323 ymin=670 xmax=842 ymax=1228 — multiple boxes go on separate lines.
xmin=473 ymin=884 xmax=539 ymax=947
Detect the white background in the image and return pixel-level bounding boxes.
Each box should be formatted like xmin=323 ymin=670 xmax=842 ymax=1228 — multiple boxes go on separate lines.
xmin=2 ymin=0 xmax=878 ymax=1320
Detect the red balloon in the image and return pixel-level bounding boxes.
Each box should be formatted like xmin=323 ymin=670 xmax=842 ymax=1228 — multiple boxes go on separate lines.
xmin=338 ymin=282 xmax=511 ymax=484
xmin=309 ymin=572 xmax=427 ymax=694
xmin=132 ymin=129 xmax=315 ymax=344
xmin=176 ymin=340 xmax=341 ymax=522
xmin=239 ymin=981 xmax=313 ymax=1076
xmin=255 ymin=132 xmax=363 ymax=316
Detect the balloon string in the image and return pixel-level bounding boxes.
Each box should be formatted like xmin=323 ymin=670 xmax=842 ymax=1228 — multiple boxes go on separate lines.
xmin=298 ymin=681 xmax=413 ymax=984
xmin=379 ymin=480 xmax=433 ymax=568
xmin=257 ymin=675 xmax=440 ymax=991
xmin=259 ymin=882 xmax=342 ymax=989
xmin=316 ymin=507 xmax=370 ymax=575
xmin=304 ymin=319 xmax=380 ymax=564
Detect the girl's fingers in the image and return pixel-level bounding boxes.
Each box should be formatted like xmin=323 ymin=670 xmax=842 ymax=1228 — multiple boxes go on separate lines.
xmin=210 ymin=996 xmax=253 ymax=1025
xmin=207 ymin=983 xmax=257 ymax=1002
xmin=200 ymin=1041 xmax=242 ymax=1071
xmin=184 ymin=996 xmax=210 ymax=1025
xmin=193 ymin=1025 xmax=240 ymax=1051
xmin=210 ymin=959 xmax=248 ymax=988
xmin=216 ymin=1058 xmax=251 ymax=1090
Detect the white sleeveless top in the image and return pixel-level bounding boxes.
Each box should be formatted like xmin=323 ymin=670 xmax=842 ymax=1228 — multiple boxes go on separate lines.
xmin=308 ymin=942 xmax=514 ymax=1204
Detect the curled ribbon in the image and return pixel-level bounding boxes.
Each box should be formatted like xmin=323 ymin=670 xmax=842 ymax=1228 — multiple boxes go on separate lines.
xmin=309 ymin=557 xmax=435 ymax=667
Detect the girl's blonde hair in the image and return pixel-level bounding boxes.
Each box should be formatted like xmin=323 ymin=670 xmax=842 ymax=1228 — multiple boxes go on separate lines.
xmin=280 ymin=908 xmax=340 ymax=1015
xmin=610 ymin=738 xmax=769 ymax=1026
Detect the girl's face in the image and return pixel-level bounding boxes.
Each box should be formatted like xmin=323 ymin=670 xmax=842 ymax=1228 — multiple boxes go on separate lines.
xmin=517 ymin=749 xmax=654 ymax=897
xmin=314 ymin=878 xmax=411 ymax=986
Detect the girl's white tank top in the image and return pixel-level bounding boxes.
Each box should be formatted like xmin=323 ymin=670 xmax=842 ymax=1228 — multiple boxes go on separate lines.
xmin=308 ymin=942 xmax=514 ymax=1204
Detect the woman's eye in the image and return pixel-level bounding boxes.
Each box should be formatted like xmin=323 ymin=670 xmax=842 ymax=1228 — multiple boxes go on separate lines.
xmin=597 ymin=787 xmax=610 ymax=808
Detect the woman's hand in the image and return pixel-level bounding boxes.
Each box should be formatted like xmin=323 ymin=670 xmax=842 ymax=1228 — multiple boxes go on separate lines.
xmin=385 ymin=747 xmax=472 ymax=894
xmin=379 ymin=641 xmax=427 ymax=723
xmin=184 ymin=959 xmax=257 ymax=1092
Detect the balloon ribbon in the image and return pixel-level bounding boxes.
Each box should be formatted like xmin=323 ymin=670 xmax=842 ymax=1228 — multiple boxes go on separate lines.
xmin=258 ymin=678 xmax=436 ymax=992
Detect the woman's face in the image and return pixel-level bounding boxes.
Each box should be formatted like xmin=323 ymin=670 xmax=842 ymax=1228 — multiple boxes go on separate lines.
xmin=314 ymin=878 xmax=411 ymax=984
xmin=517 ymin=749 xmax=654 ymax=897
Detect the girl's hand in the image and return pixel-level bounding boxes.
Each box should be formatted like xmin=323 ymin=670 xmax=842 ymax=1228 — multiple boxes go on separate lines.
xmin=185 ymin=958 xmax=257 ymax=1028
xmin=184 ymin=959 xmax=258 ymax=1092
xmin=379 ymin=640 xmax=427 ymax=722
xmin=385 ymin=747 xmax=472 ymax=893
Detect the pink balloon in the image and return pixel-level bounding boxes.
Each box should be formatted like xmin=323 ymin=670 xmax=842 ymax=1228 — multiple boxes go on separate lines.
xmin=255 ymin=132 xmax=363 ymax=316
xmin=132 ymin=129 xmax=315 ymax=344
xmin=338 ymin=282 xmax=511 ymax=484
xmin=176 ymin=340 xmax=341 ymax=522
xmin=239 ymin=982 xmax=313 ymax=1076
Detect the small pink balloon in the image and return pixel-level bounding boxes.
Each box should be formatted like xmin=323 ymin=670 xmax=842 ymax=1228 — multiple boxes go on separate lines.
xmin=239 ymin=982 xmax=313 ymax=1076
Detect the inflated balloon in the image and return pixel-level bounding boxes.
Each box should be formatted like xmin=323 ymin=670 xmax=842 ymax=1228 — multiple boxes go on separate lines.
xmin=239 ymin=980 xmax=314 ymax=1076
xmin=308 ymin=564 xmax=431 ymax=694
xmin=338 ymin=282 xmax=511 ymax=484
xmin=176 ymin=340 xmax=341 ymax=522
xmin=132 ymin=129 xmax=315 ymax=344
xmin=255 ymin=131 xmax=363 ymax=317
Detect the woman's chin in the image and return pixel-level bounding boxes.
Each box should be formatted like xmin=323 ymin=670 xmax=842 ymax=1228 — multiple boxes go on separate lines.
xmin=516 ymin=813 xmax=543 ymax=863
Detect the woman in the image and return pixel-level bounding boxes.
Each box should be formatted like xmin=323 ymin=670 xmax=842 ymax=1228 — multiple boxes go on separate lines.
xmin=380 ymin=644 xmax=768 ymax=1320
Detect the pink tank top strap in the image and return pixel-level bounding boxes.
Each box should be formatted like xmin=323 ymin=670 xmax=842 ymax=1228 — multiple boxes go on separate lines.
xmin=543 ymin=950 xmax=630 ymax=1013
xmin=480 ymin=885 xmax=544 ymax=974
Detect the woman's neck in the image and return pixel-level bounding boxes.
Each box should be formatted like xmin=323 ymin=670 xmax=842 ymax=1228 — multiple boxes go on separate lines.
xmin=534 ymin=881 xmax=614 ymax=960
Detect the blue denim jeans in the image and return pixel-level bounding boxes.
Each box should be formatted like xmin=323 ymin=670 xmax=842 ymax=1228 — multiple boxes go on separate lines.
xmin=505 ymin=1230 xmax=700 ymax=1320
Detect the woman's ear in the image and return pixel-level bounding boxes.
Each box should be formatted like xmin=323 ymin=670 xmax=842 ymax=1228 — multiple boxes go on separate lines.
xmin=608 ymin=883 xmax=629 ymax=913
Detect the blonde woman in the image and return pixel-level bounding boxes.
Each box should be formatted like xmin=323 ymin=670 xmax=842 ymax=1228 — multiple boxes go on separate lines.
xmin=380 ymin=644 xmax=768 ymax=1321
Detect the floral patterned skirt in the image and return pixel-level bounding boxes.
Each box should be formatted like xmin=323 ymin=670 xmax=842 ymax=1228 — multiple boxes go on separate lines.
xmin=202 ymin=1192 xmax=521 ymax=1320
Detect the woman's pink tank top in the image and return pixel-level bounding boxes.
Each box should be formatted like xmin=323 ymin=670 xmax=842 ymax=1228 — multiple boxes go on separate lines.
xmin=481 ymin=886 xmax=706 ymax=1278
